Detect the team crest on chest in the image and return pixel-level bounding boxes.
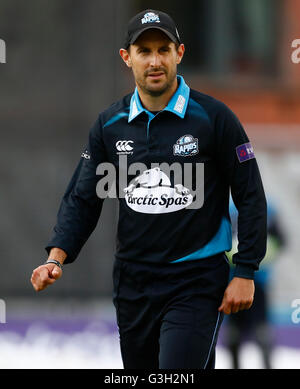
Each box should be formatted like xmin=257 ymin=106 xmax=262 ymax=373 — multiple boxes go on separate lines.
xmin=173 ymin=135 xmax=199 ymax=157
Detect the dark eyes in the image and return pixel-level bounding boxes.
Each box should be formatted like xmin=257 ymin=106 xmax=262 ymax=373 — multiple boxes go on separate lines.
xmin=138 ymin=47 xmax=170 ymax=54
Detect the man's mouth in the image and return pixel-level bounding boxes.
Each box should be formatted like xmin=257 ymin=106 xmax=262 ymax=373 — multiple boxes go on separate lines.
xmin=147 ymin=71 xmax=165 ymax=79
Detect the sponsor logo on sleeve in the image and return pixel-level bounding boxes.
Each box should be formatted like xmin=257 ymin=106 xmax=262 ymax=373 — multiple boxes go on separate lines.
xmin=236 ymin=142 xmax=255 ymax=163
xmin=81 ymin=150 xmax=91 ymax=160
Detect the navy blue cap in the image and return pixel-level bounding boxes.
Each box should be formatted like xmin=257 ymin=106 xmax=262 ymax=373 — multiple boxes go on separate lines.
xmin=124 ymin=9 xmax=181 ymax=49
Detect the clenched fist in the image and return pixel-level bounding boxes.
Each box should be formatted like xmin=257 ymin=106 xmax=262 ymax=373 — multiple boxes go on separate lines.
xmin=31 ymin=263 xmax=62 ymax=292
xmin=218 ymin=277 xmax=255 ymax=315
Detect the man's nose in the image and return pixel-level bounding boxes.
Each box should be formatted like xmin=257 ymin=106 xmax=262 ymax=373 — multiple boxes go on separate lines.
xmin=149 ymin=52 xmax=162 ymax=67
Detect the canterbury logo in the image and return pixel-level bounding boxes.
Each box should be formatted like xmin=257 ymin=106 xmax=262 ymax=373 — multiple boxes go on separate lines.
xmin=116 ymin=140 xmax=134 ymax=153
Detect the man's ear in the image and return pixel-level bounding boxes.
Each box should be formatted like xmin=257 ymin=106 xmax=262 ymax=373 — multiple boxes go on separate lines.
xmin=120 ymin=48 xmax=132 ymax=68
xmin=176 ymin=44 xmax=185 ymax=65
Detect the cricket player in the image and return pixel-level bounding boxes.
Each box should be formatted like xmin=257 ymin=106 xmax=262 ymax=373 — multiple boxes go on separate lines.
xmin=31 ymin=9 xmax=267 ymax=369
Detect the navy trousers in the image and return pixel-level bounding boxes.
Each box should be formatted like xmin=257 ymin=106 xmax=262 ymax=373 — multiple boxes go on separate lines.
xmin=113 ymin=253 xmax=229 ymax=369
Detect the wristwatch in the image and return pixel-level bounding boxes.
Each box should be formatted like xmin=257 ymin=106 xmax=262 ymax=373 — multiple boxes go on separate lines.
xmin=44 ymin=259 xmax=63 ymax=270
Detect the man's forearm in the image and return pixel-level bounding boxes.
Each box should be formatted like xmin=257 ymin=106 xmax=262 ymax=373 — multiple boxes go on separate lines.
xmin=48 ymin=247 xmax=67 ymax=265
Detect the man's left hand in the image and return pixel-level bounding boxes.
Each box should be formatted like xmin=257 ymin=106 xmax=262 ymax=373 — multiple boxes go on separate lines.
xmin=218 ymin=277 xmax=255 ymax=315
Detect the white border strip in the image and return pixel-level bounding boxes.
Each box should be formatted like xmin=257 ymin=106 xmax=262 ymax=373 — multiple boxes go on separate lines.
xmin=203 ymin=311 xmax=221 ymax=369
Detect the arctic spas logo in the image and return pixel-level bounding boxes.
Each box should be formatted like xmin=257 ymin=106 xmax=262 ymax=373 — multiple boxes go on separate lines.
xmin=141 ymin=12 xmax=160 ymax=24
xmin=173 ymin=135 xmax=199 ymax=157
xmin=124 ymin=167 xmax=193 ymax=214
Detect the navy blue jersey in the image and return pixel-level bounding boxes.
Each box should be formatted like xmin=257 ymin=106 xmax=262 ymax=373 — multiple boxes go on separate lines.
xmin=46 ymin=76 xmax=267 ymax=279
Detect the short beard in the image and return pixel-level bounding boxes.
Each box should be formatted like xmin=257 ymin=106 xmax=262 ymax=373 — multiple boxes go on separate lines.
xmin=143 ymin=83 xmax=170 ymax=97
xmin=136 ymin=68 xmax=177 ymax=97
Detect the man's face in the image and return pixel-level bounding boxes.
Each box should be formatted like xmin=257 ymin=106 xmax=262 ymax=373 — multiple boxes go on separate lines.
xmin=120 ymin=29 xmax=184 ymax=97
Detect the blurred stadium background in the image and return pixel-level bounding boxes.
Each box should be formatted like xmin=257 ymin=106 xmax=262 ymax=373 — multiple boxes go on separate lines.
xmin=0 ymin=0 xmax=300 ymax=368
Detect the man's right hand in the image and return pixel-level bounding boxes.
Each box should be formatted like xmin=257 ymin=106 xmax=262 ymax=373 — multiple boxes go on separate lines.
xmin=31 ymin=248 xmax=66 ymax=291
xmin=31 ymin=263 xmax=62 ymax=292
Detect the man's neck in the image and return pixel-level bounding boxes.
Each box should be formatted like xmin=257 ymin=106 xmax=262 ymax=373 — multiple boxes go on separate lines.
xmin=136 ymin=78 xmax=178 ymax=112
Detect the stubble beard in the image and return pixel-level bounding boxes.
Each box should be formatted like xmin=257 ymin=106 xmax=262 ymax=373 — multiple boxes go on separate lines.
xmin=135 ymin=68 xmax=177 ymax=97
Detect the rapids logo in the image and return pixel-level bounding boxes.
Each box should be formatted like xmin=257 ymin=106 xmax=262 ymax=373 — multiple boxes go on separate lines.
xmin=173 ymin=135 xmax=199 ymax=157
xmin=124 ymin=167 xmax=193 ymax=214
xmin=141 ymin=12 xmax=160 ymax=24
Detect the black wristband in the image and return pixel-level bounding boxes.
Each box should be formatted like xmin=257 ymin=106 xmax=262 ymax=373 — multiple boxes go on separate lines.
xmin=44 ymin=259 xmax=63 ymax=270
